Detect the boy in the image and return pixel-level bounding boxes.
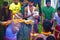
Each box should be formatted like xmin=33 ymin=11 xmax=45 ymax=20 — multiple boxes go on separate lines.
xmin=34 ymin=20 xmax=53 ymax=40
xmin=9 ymin=0 xmax=21 ymax=19
xmin=53 ymin=7 xmax=60 ymax=40
xmin=41 ymin=20 xmax=52 ymax=36
xmin=42 ymin=0 xmax=55 ymax=22
xmin=44 ymin=0 xmax=57 ymax=9
xmin=2 ymin=2 xmax=12 ymax=21
xmin=6 ymin=13 xmax=23 ymax=40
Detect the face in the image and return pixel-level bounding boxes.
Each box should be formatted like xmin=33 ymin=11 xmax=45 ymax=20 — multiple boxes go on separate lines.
xmin=46 ymin=2 xmax=51 ymax=7
xmin=29 ymin=2 xmax=33 ymax=7
xmin=14 ymin=0 xmax=19 ymax=4
xmin=5 ymin=6 xmax=8 ymax=9
xmin=57 ymin=10 xmax=60 ymax=17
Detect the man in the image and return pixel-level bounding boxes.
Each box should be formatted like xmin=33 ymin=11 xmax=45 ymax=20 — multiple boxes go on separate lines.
xmin=0 ymin=2 xmax=12 ymax=40
xmin=44 ymin=0 xmax=57 ymax=9
xmin=9 ymin=0 xmax=21 ymax=19
xmin=42 ymin=0 xmax=55 ymax=33
xmin=24 ymin=0 xmax=39 ymax=33
xmin=42 ymin=0 xmax=55 ymax=22
xmin=24 ymin=0 xmax=37 ymax=20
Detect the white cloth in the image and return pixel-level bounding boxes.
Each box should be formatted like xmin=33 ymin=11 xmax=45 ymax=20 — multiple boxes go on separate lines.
xmin=27 ymin=6 xmax=35 ymax=20
xmin=53 ymin=13 xmax=60 ymax=25
xmin=51 ymin=0 xmax=57 ymax=9
xmin=33 ymin=11 xmax=39 ymax=17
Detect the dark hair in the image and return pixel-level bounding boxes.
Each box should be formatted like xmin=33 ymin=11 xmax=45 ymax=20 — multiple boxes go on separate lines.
xmin=28 ymin=0 xmax=33 ymax=3
xmin=42 ymin=20 xmax=52 ymax=32
xmin=3 ymin=1 xmax=8 ymax=6
xmin=46 ymin=36 xmax=56 ymax=40
xmin=20 ymin=0 xmax=24 ymax=2
xmin=36 ymin=37 xmax=43 ymax=40
xmin=46 ymin=0 xmax=51 ymax=4
xmin=57 ymin=7 xmax=60 ymax=11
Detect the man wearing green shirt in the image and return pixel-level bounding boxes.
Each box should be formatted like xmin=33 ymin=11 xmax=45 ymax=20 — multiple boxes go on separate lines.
xmin=42 ymin=0 xmax=55 ymax=33
xmin=42 ymin=0 xmax=55 ymax=22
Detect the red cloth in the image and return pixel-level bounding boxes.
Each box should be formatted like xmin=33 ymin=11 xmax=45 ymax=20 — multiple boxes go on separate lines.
xmin=55 ymin=25 xmax=60 ymax=40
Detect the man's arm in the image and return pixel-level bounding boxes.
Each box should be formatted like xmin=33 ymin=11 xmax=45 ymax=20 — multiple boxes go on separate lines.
xmin=24 ymin=7 xmax=33 ymax=18
xmin=24 ymin=7 xmax=27 ymax=18
xmin=0 ymin=20 xmax=11 ymax=26
xmin=42 ymin=12 xmax=45 ymax=23
xmin=51 ymin=13 xmax=56 ymax=30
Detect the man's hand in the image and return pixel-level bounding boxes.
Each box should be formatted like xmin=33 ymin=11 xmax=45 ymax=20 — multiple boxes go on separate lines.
xmin=51 ymin=26 xmax=55 ymax=30
xmin=1 ymin=20 xmax=11 ymax=26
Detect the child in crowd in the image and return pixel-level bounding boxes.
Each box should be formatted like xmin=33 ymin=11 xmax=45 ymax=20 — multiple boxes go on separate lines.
xmin=9 ymin=0 xmax=21 ymax=19
xmin=53 ymin=7 xmax=60 ymax=40
xmin=2 ymin=2 xmax=12 ymax=21
xmin=34 ymin=20 xmax=53 ymax=40
xmin=41 ymin=20 xmax=52 ymax=36
xmin=5 ymin=13 xmax=23 ymax=40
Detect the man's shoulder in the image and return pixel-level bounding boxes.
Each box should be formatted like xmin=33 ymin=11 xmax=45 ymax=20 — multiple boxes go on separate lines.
xmin=10 ymin=3 xmax=15 ymax=7
xmin=55 ymin=13 xmax=58 ymax=17
xmin=42 ymin=6 xmax=46 ymax=9
xmin=10 ymin=3 xmax=14 ymax=5
xmin=50 ymin=6 xmax=55 ymax=9
xmin=18 ymin=2 xmax=21 ymax=5
xmin=25 ymin=6 xmax=28 ymax=10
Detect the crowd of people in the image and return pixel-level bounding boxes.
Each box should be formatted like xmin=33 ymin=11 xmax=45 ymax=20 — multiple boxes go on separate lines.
xmin=0 ymin=0 xmax=60 ymax=40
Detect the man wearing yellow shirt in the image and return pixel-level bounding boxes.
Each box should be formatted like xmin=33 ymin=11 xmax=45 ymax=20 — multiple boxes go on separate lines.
xmin=9 ymin=0 xmax=21 ymax=19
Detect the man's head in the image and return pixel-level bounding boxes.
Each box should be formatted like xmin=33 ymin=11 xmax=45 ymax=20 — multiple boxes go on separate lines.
xmin=46 ymin=0 xmax=51 ymax=7
xmin=43 ymin=20 xmax=52 ymax=32
xmin=28 ymin=0 xmax=33 ymax=7
xmin=57 ymin=7 xmax=60 ymax=17
xmin=13 ymin=0 xmax=19 ymax=5
xmin=46 ymin=36 xmax=56 ymax=40
xmin=3 ymin=2 xmax=8 ymax=9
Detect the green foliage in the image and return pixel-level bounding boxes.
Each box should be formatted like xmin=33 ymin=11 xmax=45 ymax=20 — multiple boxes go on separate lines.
xmin=0 ymin=0 xmax=4 ymax=7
